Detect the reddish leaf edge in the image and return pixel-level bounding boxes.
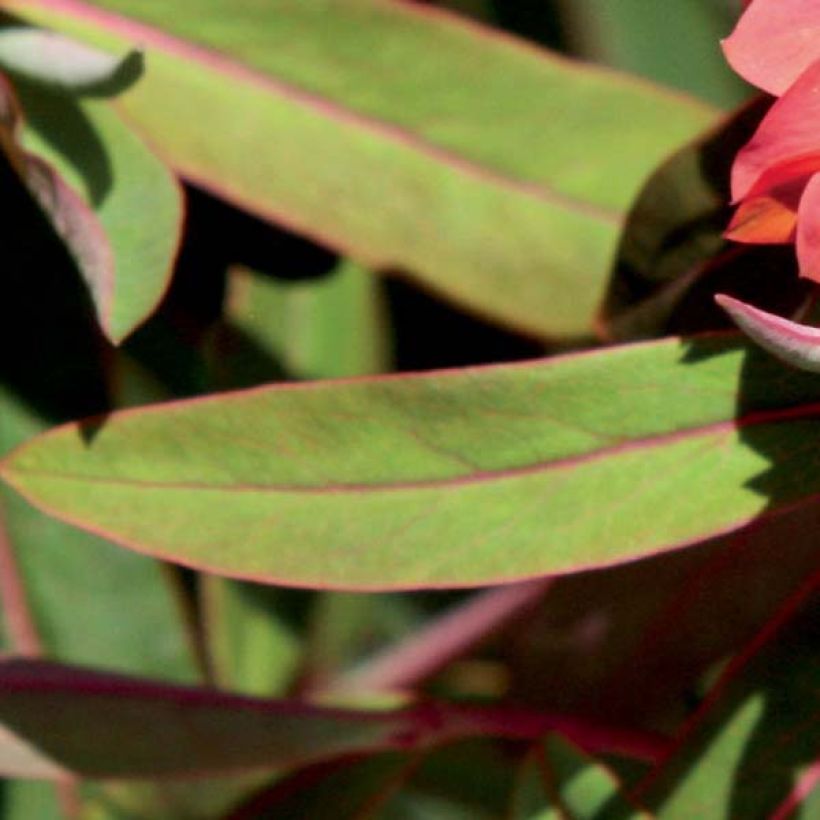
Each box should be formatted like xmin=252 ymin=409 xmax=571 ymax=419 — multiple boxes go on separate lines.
xmin=5 ymin=332 xmax=820 ymax=591
xmin=0 ymin=657 xmax=669 ymax=780
xmin=17 ymin=0 xmax=713 ymax=228
xmin=715 ymin=293 xmax=820 ymax=373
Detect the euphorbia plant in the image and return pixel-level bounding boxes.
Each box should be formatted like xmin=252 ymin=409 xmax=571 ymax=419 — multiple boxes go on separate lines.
xmin=0 ymin=1 xmax=819 ymax=818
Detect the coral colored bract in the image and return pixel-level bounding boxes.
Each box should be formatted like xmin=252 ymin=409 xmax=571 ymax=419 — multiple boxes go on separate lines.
xmin=724 ymin=0 xmax=820 ymax=282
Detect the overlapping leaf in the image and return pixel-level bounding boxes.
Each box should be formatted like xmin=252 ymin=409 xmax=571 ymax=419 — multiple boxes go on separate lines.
xmin=7 ymin=0 xmax=715 ymax=337
xmin=16 ymin=83 xmax=182 ymax=343
xmin=4 ymin=335 xmax=820 ymax=589
xmin=0 ymin=658 xmax=660 ymax=781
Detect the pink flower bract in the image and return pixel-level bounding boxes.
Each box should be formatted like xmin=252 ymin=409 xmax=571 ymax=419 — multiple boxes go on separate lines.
xmin=724 ymin=0 xmax=820 ymax=283
xmin=723 ymin=0 xmax=820 ymax=96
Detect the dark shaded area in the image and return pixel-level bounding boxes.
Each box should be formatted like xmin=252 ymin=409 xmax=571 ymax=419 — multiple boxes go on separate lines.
xmin=75 ymin=50 xmax=144 ymax=99
xmin=0 ymin=140 xmax=109 ymax=436
xmin=126 ymin=184 xmax=547 ymax=397
xmin=638 ymin=599 xmax=820 ymax=817
xmin=489 ymin=0 xmax=569 ymax=51
xmin=125 ymin=186 xmax=340 ymax=397
xmin=386 ymin=278 xmax=545 ymax=371
xmin=600 ymin=97 xmax=799 ymax=341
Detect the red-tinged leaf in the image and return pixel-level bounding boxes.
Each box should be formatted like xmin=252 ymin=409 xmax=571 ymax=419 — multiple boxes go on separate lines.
xmin=0 ymin=73 xmax=180 ymax=343
xmin=6 ymin=0 xmax=716 ymax=339
xmin=731 ymin=60 xmax=820 ymax=202
xmin=23 ymin=154 xmax=115 ymax=329
xmin=797 ymin=173 xmax=820 ymax=283
xmin=7 ymin=336 xmax=820 ymax=590
xmin=17 ymin=83 xmax=183 ymax=344
xmin=0 ymin=658 xmax=407 ymax=780
xmin=501 ymin=503 xmax=820 ymax=729
xmin=0 ymin=77 xmax=116 ymax=333
xmin=715 ymin=294 xmax=820 ymax=372
xmin=0 ymin=658 xmax=664 ymax=779
xmin=0 ymin=25 xmax=142 ymax=96
xmin=722 ymin=0 xmax=820 ymax=96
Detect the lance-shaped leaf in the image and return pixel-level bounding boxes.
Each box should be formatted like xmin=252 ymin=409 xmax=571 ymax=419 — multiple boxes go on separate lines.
xmin=0 ymin=74 xmax=181 ymax=343
xmin=5 ymin=335 xmax=820 ymax=590
xmin=17 ymin=83 xmax=183 ymax=343
xmin=0 ymin=24 xmax=142 ymax=96
xmin=0 ymin=659 xmax=411 ymax=780
xmin=0 ymin=658 xmax=662 ymax=780
xmin=6 ymin=0 xmax=715 ymax=338
xmin=715 ymin=294 xmax=820 ymax=373
xmin=0 ymin=76 xmax=115 ymax=333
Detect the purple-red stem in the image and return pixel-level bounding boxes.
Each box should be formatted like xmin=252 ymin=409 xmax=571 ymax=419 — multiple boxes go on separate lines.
xmin=327 ymin=579 xmax=553 ymax=694
xmin=430 ymin=701 xmax=671 ymax=763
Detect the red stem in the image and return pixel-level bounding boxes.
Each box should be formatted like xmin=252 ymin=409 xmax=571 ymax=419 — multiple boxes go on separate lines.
xmin=426 ymin=701 xmax=672 ymax=763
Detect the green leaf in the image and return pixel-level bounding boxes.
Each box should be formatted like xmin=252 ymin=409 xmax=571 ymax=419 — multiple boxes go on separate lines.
xmin=0 ymin=384 xmax=198 ymax=682
xmin=202 ymin=260 xmax=390 ymax=697
xmin=0 ymin=780 xmax=61 ymax=820
xmin=16 ymin=82 xmax=182 ymax=344
xmin=3 ymin=335 xmax=820 ymax=589
xmin=8 ymin=0 xmax=716 ymax=338
xmin=0 ymin=660 xmax=652 ymax=780
xmin=0 ymin=659 xmax=412 ymax=780
xmin=0 ymin=24 xmax=142 ymax=96
xmin=208 ymin=261 xmax=390 ymax=391
xmin=200 ymin=577 xmax=301 ymax=698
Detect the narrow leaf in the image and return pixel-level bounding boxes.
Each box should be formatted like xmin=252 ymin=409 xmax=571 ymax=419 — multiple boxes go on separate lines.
xmin=0 ymin=24 xmax=142 ymax=96
xmin=7 ymin=0 xmax=716 ymax=338
xmin=0 ymin=659 xmax=409 ymax=779
xmin=17 ymin=83 xmax=183 ymax=343
xmin=5 ymin=335 xmax=820 ymax=589
xmin=0 ymin=659 xmax=663 ymax=779
xmin=715 ymin=294 xmax=820 ymax=372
